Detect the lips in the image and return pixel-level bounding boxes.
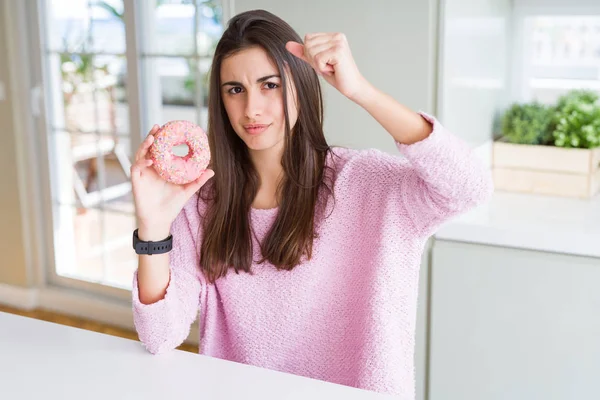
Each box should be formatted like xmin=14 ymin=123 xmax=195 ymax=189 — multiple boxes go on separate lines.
xmin=243 ymin=124 xmax=270 ymax=135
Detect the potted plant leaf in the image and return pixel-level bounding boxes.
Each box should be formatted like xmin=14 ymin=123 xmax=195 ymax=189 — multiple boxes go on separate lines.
xmin=492 ymin=90 xmax=600 ymax=199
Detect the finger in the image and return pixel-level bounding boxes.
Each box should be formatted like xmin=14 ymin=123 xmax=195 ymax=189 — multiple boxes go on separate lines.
xmin=135 ymin=130 xmax=156 ymax=162
xmin=285 ymin=41 xmax=309 ymax=64
xmin=196 ymin=168 xmax=215 ymax=187
xmin=306 ymin=42 xmax=335 ymax=60
xmin=135 ymin=136 xmax=152 ymax=162
xmin=304 ymin=33 xmax=334 ymax=48
xmin=288 ymin=42 xmax=336 ymax=76
xmin=304 ymin=32 xmax=331 ymax=42
xmin=312 ymin=48 xmax=337 ymax=75
xmin=183 ymin=169 xmax=215 ymax=196
xmin=130 ymin=163 xmax=142 ymax=181
xmin=131 ymin=157 xmax=153 ymax=177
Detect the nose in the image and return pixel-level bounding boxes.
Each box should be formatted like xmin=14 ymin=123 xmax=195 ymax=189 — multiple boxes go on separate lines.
xmin=244 ymin=88 xmax=264 ymax=119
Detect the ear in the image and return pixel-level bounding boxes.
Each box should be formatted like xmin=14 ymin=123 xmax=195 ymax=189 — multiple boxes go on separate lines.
xmin=285 ymin=41 xmax=308 ymax=63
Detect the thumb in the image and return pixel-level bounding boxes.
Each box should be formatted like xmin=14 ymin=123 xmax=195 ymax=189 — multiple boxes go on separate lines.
xmin=286 ymin=41 xmax=308 ymax=63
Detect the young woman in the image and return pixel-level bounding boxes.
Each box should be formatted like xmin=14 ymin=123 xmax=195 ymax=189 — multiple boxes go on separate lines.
xmin=130 ymin=9 xmax=493 ymax=398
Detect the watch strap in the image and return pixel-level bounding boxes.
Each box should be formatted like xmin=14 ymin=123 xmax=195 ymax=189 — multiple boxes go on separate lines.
xmin=133 ymin=229 xmax=173 ymax=255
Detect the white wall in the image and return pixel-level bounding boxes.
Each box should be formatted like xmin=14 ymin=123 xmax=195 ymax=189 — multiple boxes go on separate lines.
xmin=232 ymin=0 xmax=439 ymax=154
xmin=438 ymin=0 xmax=512 ymax=146
xmin=0 ymin=0 xmax=30 ymax=287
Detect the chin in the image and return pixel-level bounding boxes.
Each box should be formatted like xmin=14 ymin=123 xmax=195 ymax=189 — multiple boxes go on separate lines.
xmin=245 ymin=140 xmax=280 ymax=152
xmin=241 ymin=133 xmax=284 ymax=152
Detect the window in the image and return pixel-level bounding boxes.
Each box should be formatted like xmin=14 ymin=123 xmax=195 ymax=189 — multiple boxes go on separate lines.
xmin=37 ymin=0 xmax=224 ymax=296
xmin=517 ymin=14 xmax=600 ymax=103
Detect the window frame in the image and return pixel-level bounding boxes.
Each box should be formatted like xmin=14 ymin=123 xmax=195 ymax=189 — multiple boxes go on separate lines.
xmin=24 ymin=0 xmax=231 ymax=302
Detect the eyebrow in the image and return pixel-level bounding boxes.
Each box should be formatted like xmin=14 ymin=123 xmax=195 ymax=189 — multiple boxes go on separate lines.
xmin=221 ymin=74 xmax=281 ymax=87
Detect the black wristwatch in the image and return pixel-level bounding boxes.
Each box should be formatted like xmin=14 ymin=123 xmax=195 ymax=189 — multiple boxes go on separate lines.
xmin=132 ymin=229 xmax=173 ymax=255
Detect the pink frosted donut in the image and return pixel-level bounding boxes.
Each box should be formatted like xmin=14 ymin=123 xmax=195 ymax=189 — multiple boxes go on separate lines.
xmin=149 ymin=120 xmax=211 ymax=185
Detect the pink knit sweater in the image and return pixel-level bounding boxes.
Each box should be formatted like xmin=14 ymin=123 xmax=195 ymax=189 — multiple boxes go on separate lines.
xmin=132 ymin=113 xmax=493 ymax=398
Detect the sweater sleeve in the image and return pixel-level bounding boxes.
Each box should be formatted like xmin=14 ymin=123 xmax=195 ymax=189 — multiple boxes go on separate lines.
xmin=393 ymin=112 xmax=494 ymax=238
xmin=131 ymin=195 xmax=205 ymax=354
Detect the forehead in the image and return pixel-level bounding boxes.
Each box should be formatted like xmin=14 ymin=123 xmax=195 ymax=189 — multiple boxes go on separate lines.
xmin=220 ymin=46 xmax=279 ymax=80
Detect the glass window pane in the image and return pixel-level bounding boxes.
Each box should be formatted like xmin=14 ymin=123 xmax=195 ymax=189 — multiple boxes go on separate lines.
xmin=47 ymin=0 xmax=91 ymax=52
xmin=93 ymin=55 xmax=129 ymax=134
xmin=61 ymin=132 xmax=132 ymax=208
xmin=198 ymin=56 xmax=211 ymax=129
xmin=46 ymin=0 xmax=125 ymax=54
xmin=56 ymin=52 xmax=97 ymax=132
xmin=142 ymin=57 xmax=199 ymax=126
xmin=141 ymin=0 xmax=196 ymax=56
xmin=50 ymin=130 xmax=79 ymax=207
xmin=90 ymin=0 xmax=125 ymax=53
xmin=74 ymin=206 xmax=105 ymax=282
xmin=50 ymin=130 xmax=134 ymax=286
xmin=104 ymin=211 xmax=137 ymax=289
xmin=103 ymin=139 xmax=134 ymax=214
xmin=525 ymin=16 xmax=600 ymax=103
xmin=196 ymin=0 xmax=223 ymax=57
xmin=57 ymin=205 xmax=105 ymax=282
xmin=48 ymin=53 xmax=128 ymax=134
xmin=51 ymin=132 xmax=135 ymax=286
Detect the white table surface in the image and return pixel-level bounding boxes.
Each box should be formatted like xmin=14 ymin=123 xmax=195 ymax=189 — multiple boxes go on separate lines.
xmin=0 ymin=312 xmax=396 ymax=400
xmin=435 ymin=191 xmax=600 ymax=258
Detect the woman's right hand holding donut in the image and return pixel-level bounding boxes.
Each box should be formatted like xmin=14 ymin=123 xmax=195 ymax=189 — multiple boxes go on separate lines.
xmin=131 ymin=125 xmax=214 ymax=241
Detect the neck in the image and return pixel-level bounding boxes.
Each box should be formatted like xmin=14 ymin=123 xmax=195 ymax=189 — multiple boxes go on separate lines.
xmin=249 ymin=144 xmax=284 ymax=209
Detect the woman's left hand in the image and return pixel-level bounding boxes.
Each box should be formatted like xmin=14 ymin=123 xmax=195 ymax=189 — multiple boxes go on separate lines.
xmin=286 ymin=33 xmax=367 ymax=101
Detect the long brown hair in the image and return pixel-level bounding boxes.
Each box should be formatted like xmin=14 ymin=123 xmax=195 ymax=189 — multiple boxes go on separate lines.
xmin=199 ymin=9 xmax=335 ymax=283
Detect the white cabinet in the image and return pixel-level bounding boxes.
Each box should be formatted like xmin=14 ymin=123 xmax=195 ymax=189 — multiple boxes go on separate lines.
xmin=428 ymin=240 xmax=600 ymax=400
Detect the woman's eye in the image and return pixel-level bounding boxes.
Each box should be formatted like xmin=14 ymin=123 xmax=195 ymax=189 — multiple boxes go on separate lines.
xmin=227 ymin=83 xmax=278 ymax=95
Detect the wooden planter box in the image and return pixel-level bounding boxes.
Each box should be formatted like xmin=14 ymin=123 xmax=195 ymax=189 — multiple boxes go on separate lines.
xmin=492 ymin=138 xmax=600 ymax=199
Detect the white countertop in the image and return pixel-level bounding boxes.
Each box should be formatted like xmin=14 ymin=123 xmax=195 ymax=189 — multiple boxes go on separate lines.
xmin=0 ymin=312 xmax=395 ymax=400
xmin=434 ymin=190 xmax=600 ymax=258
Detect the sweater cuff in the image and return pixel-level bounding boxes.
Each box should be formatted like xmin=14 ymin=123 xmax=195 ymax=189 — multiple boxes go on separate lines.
xmin=395 ymin=111 xmax=445 ymax=154
xmin=131 ymin=265 xmax=176 ymax=316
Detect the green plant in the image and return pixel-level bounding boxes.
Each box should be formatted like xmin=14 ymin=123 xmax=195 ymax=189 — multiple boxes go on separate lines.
xmin=552 ymin=90 xmax=600 ymax=148
xmin=554 ymin=89 xmax=599 ymax=110
xmin=501 ymin=102 xmax=554 ymax=145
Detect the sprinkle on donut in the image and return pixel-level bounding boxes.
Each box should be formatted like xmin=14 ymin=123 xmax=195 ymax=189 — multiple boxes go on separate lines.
xmin=149 ymin=120 xmax=211 ymax=185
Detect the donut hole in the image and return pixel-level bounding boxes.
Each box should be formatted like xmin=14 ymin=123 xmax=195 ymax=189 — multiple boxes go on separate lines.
xmin=172 ymin=143 xmax=190 ymax=158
